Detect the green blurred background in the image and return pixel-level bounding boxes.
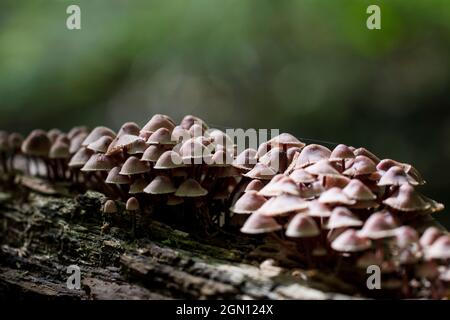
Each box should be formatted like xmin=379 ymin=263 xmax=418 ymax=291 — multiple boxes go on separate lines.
xmin=1 ymin=0 xmax=449 ymax=227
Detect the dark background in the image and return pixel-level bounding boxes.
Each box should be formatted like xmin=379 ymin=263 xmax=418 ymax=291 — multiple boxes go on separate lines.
xmin=0 ymin=0 xmax=449 ymax=227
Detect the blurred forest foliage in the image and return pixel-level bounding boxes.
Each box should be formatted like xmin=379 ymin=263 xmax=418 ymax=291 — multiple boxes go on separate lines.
xmin=0 ymin=0 xmax=449 ymax=226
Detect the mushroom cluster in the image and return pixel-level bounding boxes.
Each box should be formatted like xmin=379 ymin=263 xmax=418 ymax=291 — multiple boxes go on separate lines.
xmin=8 ymin=115 xmax=241 ymax=233
xmin=234 ymin=142 xmax=449 ymax=298
xmin=1 ymin=114 xmax=448 ymax=298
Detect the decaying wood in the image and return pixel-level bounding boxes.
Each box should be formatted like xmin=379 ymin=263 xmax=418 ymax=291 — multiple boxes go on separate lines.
xmin=0 ymin=178 xmax=411 ymax=300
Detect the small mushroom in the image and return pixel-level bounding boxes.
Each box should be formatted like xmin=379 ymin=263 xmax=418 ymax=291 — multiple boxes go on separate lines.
xmin=126 ymin=197 xmax=140 ymax=236
xmin=153 ymin=150 xmax=185 ymax=169
xmin=243 ymin=163 xmax=277 ymax=180
xmin=147 ymin=127 xmax=176 ymax=145
xmin=240 ymin=212 xmax=282 ymax=234
xmin=255 ymin=194 xmax=308 ymax=217
xmin=343 ymin=155 xmax=377 ymax=177
xmin=342 ymin=179 xmax=376 ymax=201
xmin=231 ymin=191 xmax=267 ymax=214
xmin=87 ymin=136 xmax=114 ymax=153
xmin=175 ymin=179 xmax=208 ymax=197
xmin=419 ymin=227 xmax=443 ymax=248
xmin=331 ymin=229 xmax=372 ymax=252
xmin=294 ymin=144 xmax=331 ymax=169
xmin=285 ymin=213 xmax=320 ymax=238
xmin=82 ymin=126 xmax=115 ymax=147
xmin=289 ymin=169 xmax=316 ymax=184
xmin=325 ymin=207 xmax=363 ymax=229
xmin=378 ymin=166 xmax=419 ymax=186
xmin=119 ymin=156 xmax=150 ymax=175
xmin=425 ymin=235 xmax=450 ymax=260
xmin=232 ymin=148 xmax=258 ymax=171
xmin=141 ymin=114 xmax=175 ymax=134
xmin=144 ymin=176 xmax=176 ymax=194
xmin=383 ymin=184 xmax=430 ymax=212
xmin=358 ymin=212 xmax=397 ymax=239
xmin=244 ymin=179 xmax=265 ymax=193
xmin=258 ymin=176 xmax=300 ymax=197
xmin=141 ymin=145 xmax=167 ymax=163
xmin=318 ymin=187 xmax=356 ymax=205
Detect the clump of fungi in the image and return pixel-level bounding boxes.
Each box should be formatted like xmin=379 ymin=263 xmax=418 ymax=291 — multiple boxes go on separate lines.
xmin=0 ymin=115 xmax=448 ymax=298
xmin=235 ymin=142 xmax=449 ymax=298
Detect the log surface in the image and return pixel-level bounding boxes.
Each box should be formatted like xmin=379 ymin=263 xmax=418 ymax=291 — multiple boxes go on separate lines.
xmin=0 ymin=181 xmax=368 ymax=300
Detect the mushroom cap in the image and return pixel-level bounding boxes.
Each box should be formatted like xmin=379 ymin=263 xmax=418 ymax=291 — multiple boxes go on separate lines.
xmin=120 ymin=156 xmax=150 ymax=175
xmin=425 ymin=235 xmax=450 ymax=260
xmin=208 ymin=129 xmax=234 ymax=149
xmin=49 ymin=141 xmax=70 ymax=159
xmin=179 ymin=140 xmax=212 ymax=163
xmin=87 ymin=136 xmax=114 ymax=153
xmin=394 ymin=226 xmax=419 ymax=248
xmin=21 ymin=129 xmax=52 ymax=157
xmin=118 ymin=122 xmax=140 ymax=136
xmin=189 ymin=123 xmax=206 ymax=137
xmin=232 ymin=148 xmax=258 ymax=171
xmin=331 ymin=229 xmax=372 ymax=252
xmin=376 ymin=159 xmax=403 ymax=173
xmin=141 ymin=114 xmax=175 ymax=134
xmin=147 ymin=127 xmax=176 ymax=145
xmin=82 ymin=126 xmax=115 ymax=147
xmin=126 ymin=197 xmax=140 ymax=211
xmin=105 ymin=166 xmax=131 ymax=185
xmin=258 ymin=176 xmax=300 ymax=197
xmin=419 ymin=227 xmax=443 ymax=248
xmin=299 ymin=180 xmax=325 ymax=199
xmin=141 ymin=145 xmax=166 ymax=162
xmin=171 ymin=125 xmax=190 ymax=144
xmin=286 ymin=213 xmax=320 ymax=238
xmin=245 ymin=179 xmax=265 ymax=193
xmin=47 ymin=128 xmax=63 ymax=143
xmin=305 ymin=200 xmax=332 ymax=218
xmin=68 ymin=148 xmax=94 ymax=168
xmin=255 ymin=194 xmax=308 ymax=217
xmin=231 ymin=191 xmax=267 ymax=214
xmin=144 ymin=176 xmax=176 ymax=194
xmin=240 ymin=213 xmax=282 ymax=234
xmin=325 ymin=206 xmax=363 ymax=229
xmin=289 ymin=169 xmax=316 ymax=184
xmin=304 ymin=159 xmax=341 ymax=177
xmin=256 ymin=141 xmax=271 ymax=159
xmin=154 ymin=150 xmax=185 ymax=169
xmin=175 ymin=179 xmax=208 ymax=197
xmin=103 ymin=200 xmax=117 ymax=214
xmin=243 ymin=163 xmax=277 ymax=180
xmin=180 ymin=115 xmax=208 ymax=130
xmin=358 ymin=212 xmax=397 ymax=239
xmin=383 ymin=184 xmax=430 ymax=212
xmin=268 ymin=133 xmax=305 ymax=149
xmin=342 ymin=179 xmax=376 ymax=201
xmin=258 ymin=147 xmax=288 ymax=172
xmin=295 ymin=144 xmax=331 ymax=168
xmin=353 ymin=147 xmax=380 ymax=164
xmin=81 ymin=153 xmax=115 ymax=172
xmin=318 ymin=187 xmax=356 ymax=205
xmin=378 ymin=166 xmax=418 ymax=186
xmin=106 ymin=134 xmax=143 ymax=155
xmin=329 ymin=144 xmax=355 ymax=162
xmin=129 ymin=178 xmax=148 ymax=194
xmin=343 ymin=155 xmax=377 ymax=176
xmin=126 ymin=138 xmax=148 ymax=155
xmin=67 ymin=126 xmax=89 ymax=140
xmin=208 ymin=149 xmax=233 ymax=167
xmin=69 ymin=132 xmax=88 ymax=154
xmin=323 ymin=174 xmax=351 ymax=189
